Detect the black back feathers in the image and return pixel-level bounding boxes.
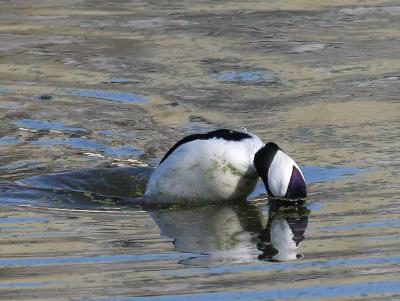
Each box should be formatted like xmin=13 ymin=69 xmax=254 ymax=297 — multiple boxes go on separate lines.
xmin=160 ymin=129 xmax=252 ymax=164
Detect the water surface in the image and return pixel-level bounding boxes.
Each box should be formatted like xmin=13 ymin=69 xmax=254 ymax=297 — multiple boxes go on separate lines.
xmin=0 ymin=0 xmax=399 ymax=300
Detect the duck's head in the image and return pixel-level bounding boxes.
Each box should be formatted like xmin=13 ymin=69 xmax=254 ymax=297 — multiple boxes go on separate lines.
xmin=254 ymin=142 xmax=307 ymax=200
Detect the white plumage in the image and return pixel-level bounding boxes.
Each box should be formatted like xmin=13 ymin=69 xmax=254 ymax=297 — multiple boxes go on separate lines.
xmin=267 ymin=150 xmax=305 ymax=197
xmin=144 ymin=129 xmax=307 ymax=205
xmin=145 ymin=131 xmax=264 ymax=205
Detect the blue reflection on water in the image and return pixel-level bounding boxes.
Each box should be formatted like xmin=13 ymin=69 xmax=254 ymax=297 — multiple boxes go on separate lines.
xmin=215 ymin=70 xmax=278 ymax=83
xmin=165 ymin=254 xmax=400 ymax=276
xmin=32 ymin=137 xmax=144 ymax=157
xmin=16 ymin=119 xmax=85 ymax=132
xmin=108 ymin=78 xmax=131 ymax=84
xmin=0 ymin=136 xmax=21 ymax=145
xmin=0 ymin=160 xmax=44 ymax=170
xmin=366 ymin=236 xmax=400 ymax=241
xmin=0 ymin=103 xmax=20 ymax=109
xmin=0 ymin=281 xmax=52 ymax=288
xmin=65 ymin=88 xmax=148 ymax=103
xmin=0 ymin=216 xmax=49 ymax=224
xmin=0 ymin=252 xmax=202 ymax=267
xmin=302 ymin=165 xmax=363 ymax=183
xmin=106 ymin=279 xmax=400 ymax=301
xmin=0 ymin=86 xmax=13 ymax=93
xmin=324 ymin=218 xmax=400 ymax=231
xmin=306 ymin=202 xmax=322 ymax=211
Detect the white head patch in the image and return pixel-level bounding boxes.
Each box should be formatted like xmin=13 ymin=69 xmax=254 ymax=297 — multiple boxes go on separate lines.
xmin=267 ymin=150 xmax=303 ymax=197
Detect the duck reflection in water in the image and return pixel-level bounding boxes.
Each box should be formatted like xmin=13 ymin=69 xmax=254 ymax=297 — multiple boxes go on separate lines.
xmin=258 ymin=200 xmax=309 ymax=262
xmin=150 ymin=199 xmax=310 ymax=265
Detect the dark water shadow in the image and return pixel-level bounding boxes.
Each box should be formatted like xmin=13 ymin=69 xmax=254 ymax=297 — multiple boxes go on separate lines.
xmin=1 ymin=167 xmax=153 ymax=209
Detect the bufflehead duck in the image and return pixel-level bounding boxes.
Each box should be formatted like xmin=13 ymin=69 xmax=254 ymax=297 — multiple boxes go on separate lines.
xmin=145 ymin=129 xmax=306 ymax=205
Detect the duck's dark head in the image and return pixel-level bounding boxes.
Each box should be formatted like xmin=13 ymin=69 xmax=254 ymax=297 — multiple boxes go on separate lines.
xmin=254 ymin=142 xmax=307 ymax=200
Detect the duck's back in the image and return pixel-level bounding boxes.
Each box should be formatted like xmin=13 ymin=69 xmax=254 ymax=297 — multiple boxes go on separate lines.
xmin=145 ymin=129 xmax=264 ymax=205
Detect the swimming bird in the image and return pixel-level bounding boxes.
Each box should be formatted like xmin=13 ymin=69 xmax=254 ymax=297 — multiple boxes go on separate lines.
xmin=144 ymin=129 xmax=306 ymax=205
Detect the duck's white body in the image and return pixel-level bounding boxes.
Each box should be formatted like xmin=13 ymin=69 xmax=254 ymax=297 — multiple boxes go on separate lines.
xmin=144 ymin=129 xmax=307 ymax=205
xmin=145 ymin=131 xmax=264 ymax=205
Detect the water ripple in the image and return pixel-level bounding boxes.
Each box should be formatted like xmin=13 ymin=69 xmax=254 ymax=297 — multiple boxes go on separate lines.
xmin=64 ymin=88 xmax=149 ymax=104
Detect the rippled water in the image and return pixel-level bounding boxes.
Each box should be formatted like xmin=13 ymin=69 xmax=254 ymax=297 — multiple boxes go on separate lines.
xmin=1 ymin=0 xmax=400 ymax=300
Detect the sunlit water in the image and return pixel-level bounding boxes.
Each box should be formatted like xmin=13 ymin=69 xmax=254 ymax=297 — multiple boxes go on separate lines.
xmin=1 ymin=0 xmax=400 ymax=300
